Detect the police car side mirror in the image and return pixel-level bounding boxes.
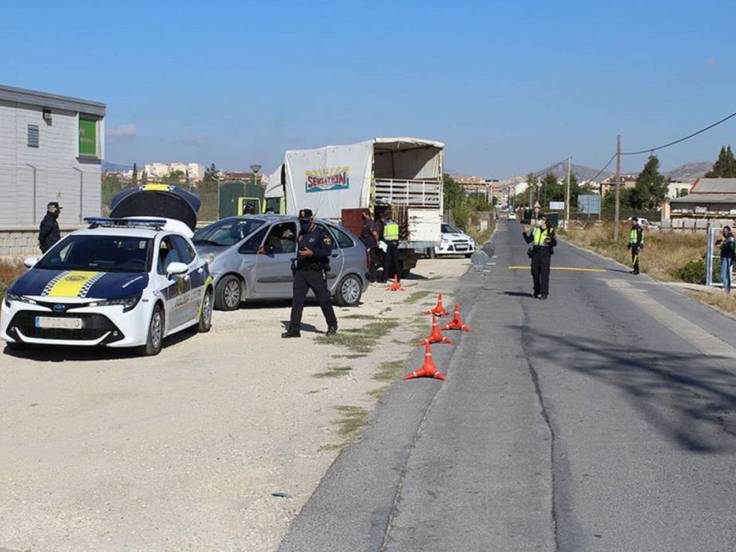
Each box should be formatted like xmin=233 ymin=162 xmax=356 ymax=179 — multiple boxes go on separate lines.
xmin=166 ymin=262 xmax=188 ymax=277
xmin=23 ymin=256 xmax=39 ymax=269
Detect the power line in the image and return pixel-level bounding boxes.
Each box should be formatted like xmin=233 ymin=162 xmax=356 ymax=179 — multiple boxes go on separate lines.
xmin=588 ymin=153 xmax=617 ymax=182
xmin=621 ymin=110 xmax=736 ymax=156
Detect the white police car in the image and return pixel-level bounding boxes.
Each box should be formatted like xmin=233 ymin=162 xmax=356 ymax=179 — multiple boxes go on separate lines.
xmin=432 ymin=223 xmax=476 ymax=258
xmin=1 ymin=185 xmax=213 ymax=356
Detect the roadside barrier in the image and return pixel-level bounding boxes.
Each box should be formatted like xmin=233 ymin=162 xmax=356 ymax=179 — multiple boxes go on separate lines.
xmin=441 ymin=304 xmax=471 ymax=333
xmin=425 ymin=293 xmax=449 ymax=316
xmin=385 ymin=275 xmax=405 ymax=292
xmin=419 ymin=314 xmax=453 ymax=345
xmin=403 ymin=342 xmax=447 ymax=381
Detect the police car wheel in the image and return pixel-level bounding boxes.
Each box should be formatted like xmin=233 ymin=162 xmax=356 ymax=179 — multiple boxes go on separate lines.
xmin=336 ymin=274 xmax=362 ymax=306
xmin=198 ymin=289 xmax=213 ymax=332
xmin=215 ymin=275 xmax=242 ymax=311
xmin=140 ymin=305 xmax=164 ymax=356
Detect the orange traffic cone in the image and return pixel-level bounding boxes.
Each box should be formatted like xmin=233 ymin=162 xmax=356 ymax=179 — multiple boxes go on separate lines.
xmin=441 ymin=304 xmax=471 ymax=332
xmin=385 ymin=274 xmax=405 ymax=292
xmin=403 ymin=342 xmax=447 ymax=381
xmin=420 ymin=314 xmax=453 ymax=345
xmin=425 ymin=293 xmax=449 ymax=316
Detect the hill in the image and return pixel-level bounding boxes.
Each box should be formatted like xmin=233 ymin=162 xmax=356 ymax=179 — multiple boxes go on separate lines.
xmin=102 ymin=161 xmax=133 ymax=172
xmin=664 ymin=162 xmax=711 ymax=182
xmin=534 ymin=161 xmax=611 ymax=182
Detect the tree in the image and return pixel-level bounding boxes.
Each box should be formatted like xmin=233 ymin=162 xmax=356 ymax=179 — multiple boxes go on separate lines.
xmin=539 ymin=173 xmax=564 ymax=207
xmin=132 ymin=162 xmax=138 ymax=185
xmin=163 ymin=170 xmax=186 ymax=185
xmin=705 ymin=145 xmax=736 ymax=178
xmin=633 ymin=155 xmax=667 ymax=211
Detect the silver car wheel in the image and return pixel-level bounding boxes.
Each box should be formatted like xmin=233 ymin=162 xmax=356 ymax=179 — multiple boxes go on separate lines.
xmin=151 ymin=310 xmax=163 ymax=349
xmin=202 ymin=292 xmax=213 ymax=326
xmin=223 ymin=279 xmax=240 ymax=308
xmin=341 ymin=276 xmax=361 ymax=305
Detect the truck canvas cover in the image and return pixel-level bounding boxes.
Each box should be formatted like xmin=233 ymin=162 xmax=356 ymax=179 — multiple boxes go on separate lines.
xmin=283 ymin=137 xmax=444 ymax=219
xmin=110 ymin=184 xmax=201 ymax=230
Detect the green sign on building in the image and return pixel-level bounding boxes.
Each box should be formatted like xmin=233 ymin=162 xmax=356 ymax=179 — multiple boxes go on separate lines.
xmin=79 ymin=118 xmax=97 ymax=156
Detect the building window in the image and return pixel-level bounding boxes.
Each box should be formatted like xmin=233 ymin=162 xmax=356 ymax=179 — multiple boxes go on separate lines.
xmin=79 ymin=117 xmax=98 ymax=157
xmin=27 ymin=124 xmax=39 ymax=148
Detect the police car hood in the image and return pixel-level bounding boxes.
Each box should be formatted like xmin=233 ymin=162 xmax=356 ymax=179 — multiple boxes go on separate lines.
xmin=110 ymin=184 xmax=200 ymax=231
xmin=11 ymin=268 xmax=150 ymax=300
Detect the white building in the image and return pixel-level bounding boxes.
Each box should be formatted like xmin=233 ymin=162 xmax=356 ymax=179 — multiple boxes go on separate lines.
xmin=667 ymin=181 xmax=692 ymax=199
xmin=0 ymin=84 xmax=106 ymax=230
xmin=143 ymin=162 xmax=204 ymax=182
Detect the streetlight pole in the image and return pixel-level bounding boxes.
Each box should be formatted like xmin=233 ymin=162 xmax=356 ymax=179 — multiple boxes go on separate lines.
xmin=250 ymin=163 xmax=262 ymax=214
xmin=565 ymin=156 xmax=572 ymax=228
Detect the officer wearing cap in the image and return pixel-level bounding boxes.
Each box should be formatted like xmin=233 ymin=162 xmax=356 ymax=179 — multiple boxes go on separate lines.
xmin=282 ymin=208 xmax=339 ymax=338
xmin=39 ymin=201 xmax=62 ymax=253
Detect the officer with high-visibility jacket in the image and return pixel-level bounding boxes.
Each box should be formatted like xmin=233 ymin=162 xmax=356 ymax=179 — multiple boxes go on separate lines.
xmin=627 ymin=219 xmax=644 ymax=275
xmin=523 ymin=217 xmax=557 ymax=300
xmin=381 ymin=213 xmax=401 ymax=283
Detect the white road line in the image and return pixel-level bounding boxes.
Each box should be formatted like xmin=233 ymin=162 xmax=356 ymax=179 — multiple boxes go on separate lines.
xmin=605 ymin=279 xmax=736 ymax=367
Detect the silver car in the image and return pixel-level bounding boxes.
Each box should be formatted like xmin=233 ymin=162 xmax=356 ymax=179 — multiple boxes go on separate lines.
xmin=194 ymin=215 xmax=368 ymax=310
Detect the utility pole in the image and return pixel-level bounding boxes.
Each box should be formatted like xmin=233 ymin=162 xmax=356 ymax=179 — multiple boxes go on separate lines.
xmin=565 ymin=156 xmax=572 ymax=228
xmin=614 ymin=135 xmax=621 ymax=241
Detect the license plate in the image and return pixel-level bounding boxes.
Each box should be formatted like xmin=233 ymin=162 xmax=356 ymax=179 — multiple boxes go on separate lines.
xmin=35 ymin=316 xmax=83 ymax=330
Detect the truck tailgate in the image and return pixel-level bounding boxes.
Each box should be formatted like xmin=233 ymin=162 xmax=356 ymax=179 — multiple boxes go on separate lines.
xmin=408 ymin=209 xmax=441 ymax=243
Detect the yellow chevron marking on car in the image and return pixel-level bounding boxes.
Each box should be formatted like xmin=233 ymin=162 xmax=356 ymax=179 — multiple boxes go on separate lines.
xmin=46 ymin=271 xmax=103 ymax=297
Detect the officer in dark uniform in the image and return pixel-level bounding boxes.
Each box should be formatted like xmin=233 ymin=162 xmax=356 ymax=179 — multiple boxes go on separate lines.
xmin=39 ymin=201 xmax=62 ymax=253
xmin=523 ymin=216 xmax=556 ymax=300
xmin=282 ymin=209 xmax=339 ymax=338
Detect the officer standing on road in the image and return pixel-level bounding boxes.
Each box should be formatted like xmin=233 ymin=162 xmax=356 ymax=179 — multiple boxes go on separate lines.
xmin=360 ymin=210 xmax=379 ymax=282
xmin=39 ymin=201 xmax=62 ymax=253
xmin=382 ymin=212 xmax=401 ymax=283
xmin=282 ymin=209 xmax=338 ymax=338
xmin=715 ymin=225 xmax=735 ymax=295
xmin=523 ymin=216 xmax=556 ymax=300
xmin=627 ymin=218 xmax=644 ymax=275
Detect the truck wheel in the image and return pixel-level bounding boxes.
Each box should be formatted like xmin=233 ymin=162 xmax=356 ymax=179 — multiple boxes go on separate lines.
xmin=139 ymin=304 xmax=164 ymax=356
xmin=197 ymin=288 xmax=214 ymax=332
xmin=215 ymin=275 xmax=242 ymax=311
xmin=336 ymin=274 xmax=363 ymax=306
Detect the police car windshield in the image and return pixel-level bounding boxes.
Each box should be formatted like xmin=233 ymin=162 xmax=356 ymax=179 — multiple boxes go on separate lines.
xmin=441 ymin=223 xmax=461 ymax=234
xmin=37 ymin=235 xmax=153 ymax=273
xmin=193 ymin=219 xmax=266 ymax=246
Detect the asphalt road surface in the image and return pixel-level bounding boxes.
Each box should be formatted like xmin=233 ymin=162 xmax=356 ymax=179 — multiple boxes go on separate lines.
xmin=280 ymin=220 xmax=736 ymax=552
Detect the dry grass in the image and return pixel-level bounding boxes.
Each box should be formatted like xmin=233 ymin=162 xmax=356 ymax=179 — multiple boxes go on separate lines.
xmin=686 ymin=291 xmax=736 ymax=317
xmin=0 ymin=260 xmax=26 ymax=294
xmin=561 ymin=223 xmax=706 ymax=282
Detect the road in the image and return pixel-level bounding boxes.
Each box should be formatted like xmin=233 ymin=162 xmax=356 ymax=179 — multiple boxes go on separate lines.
xmin=280 ymin=220 xmax=736 ymax=552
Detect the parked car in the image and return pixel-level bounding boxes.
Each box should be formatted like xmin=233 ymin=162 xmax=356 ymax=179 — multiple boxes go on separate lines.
xmin=627 ymin=216 xmax=659 ymax=229
xmin=428 ymin=223 xmax=476 ymax=258
xmin=1 ymin=187 xmax=214 ymax=356
xmin=193 ymin=215 xmax=368 ymax=310
xmin=507 ymin=211 xmax=517 ymax=221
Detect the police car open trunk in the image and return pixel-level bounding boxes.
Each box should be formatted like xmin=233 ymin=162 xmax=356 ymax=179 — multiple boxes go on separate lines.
xmin=110 ymin=184 xmax=201 ymax=231
xmin=279 ymin=138 xmax=444 ymax=272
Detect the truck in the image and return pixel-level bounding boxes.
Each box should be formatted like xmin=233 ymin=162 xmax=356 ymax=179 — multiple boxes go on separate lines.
xmin=265 ymin=137 xmax=444 ymax=274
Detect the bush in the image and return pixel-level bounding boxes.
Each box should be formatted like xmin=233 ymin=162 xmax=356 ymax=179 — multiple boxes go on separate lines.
xmin=672 ymin=259 xmax=706 ymax=284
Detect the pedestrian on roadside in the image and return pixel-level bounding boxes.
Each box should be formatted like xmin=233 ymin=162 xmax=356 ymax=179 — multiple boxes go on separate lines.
xmin=715 ymin=226 xmax=735 ymax=295
xmin=39 ymin=201 xmax=62 ymax=253
xmin=523 ymin=216 xmax=556 ymax=300
xmin=360 ymin=210 xmax=380 ymax=282
xmin=627 ymin=219 xmax=644 ymax=275
xmin=282 ymin=209 xmax=338 ymax=338
xmin=382 ymin=212 xmax=401 ymax=284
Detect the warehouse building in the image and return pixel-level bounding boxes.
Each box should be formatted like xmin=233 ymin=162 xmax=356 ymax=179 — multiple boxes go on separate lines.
xmin=662 ymin=177 xmax=736 ymax=229
xmin=0 ymin=84 xmax=105 ymax=254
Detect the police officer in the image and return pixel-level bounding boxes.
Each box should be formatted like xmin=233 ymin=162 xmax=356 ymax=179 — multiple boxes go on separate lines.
xmin=39 ymin=201 xmax=62 ymax=253
xmin=360 ymin=210 xmax=379 ymax=282
xmin=382 ymin=212 xmax=401 ymax=283
xmin=627 ymin=218 xmax=644 ymax=275
xmin=523 ymin=216 xmax=556 ymax=300
xmin=282 ymin=209 xmax=338 ymax=338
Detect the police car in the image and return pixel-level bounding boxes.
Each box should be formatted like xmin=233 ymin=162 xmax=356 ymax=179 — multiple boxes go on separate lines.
xmin=1 ymin=185 xmax=213 ymax=356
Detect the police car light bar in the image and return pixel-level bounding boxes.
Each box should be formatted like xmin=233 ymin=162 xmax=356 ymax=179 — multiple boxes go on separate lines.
xmin=84 ymin=217 xmax=168 ymax=230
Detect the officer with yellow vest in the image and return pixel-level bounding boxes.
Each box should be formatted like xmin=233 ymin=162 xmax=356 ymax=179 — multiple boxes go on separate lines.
xmin=627 ymin=219 xmax=644 ymax=275
xmin=381 ymin=213 xmax=401 ymax=283
xmin=523 ymin=217 xmax=557 ymax=300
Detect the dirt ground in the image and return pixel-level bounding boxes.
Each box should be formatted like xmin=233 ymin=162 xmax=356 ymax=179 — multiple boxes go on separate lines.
xmin=0 ymin=257 xmax=469 ymax=552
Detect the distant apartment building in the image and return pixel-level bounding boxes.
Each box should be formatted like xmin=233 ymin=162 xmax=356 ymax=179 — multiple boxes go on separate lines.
xmin=143 ymin=162 xmax=204 ymax=182
xmin=599 ymin=175 xmax=637 ymax=197
xmin=667 ymin=181 xmax=692 ymax=199
xmin=0 ymin=84 xmax=106 ymax=233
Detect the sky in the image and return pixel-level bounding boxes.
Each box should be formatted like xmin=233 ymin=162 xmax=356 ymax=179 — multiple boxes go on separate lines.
xmin=1 ymin=0 xmax=735 ymax=178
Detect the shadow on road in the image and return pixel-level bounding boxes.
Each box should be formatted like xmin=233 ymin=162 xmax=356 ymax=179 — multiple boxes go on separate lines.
xmin=516 ymin=328 xmax=736 ymax=454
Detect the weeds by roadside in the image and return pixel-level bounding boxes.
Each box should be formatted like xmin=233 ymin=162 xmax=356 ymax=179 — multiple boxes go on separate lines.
xmin=316 ymin=318 xmax=399 ymax=353
xmin=405 ymin=290 xmax=432 ymax=304
xmin=321 ymin=405 xmax=369 ymax=451
xmin=686 ymin=291 xmax=736 ymax=317
xmin=0 ymin=260 xmax=25 ymax=295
